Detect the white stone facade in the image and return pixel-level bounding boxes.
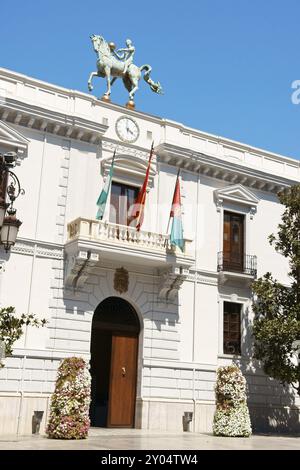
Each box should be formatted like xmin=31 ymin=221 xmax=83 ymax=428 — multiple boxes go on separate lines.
xmin=0 ymin=67 xmax=299 ymax=435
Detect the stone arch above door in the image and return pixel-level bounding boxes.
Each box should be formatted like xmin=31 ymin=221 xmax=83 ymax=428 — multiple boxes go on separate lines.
xmin=92 ymin=296 xmax=141 ymax=334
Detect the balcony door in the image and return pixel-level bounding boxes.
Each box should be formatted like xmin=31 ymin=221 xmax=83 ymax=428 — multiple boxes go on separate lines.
xmin=110 ymin=182 xmax=139 ymax=227
xmin=223 ymin=211 xmax=244 ymax=272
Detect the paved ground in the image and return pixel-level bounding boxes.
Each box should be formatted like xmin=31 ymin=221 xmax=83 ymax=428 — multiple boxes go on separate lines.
xmin=0 ymin=428 xmax=299 ymax=450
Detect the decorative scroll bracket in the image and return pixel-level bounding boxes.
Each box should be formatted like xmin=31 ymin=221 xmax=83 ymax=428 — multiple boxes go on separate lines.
xmin=65 ymin=249 xmax=99 ymax=290
xmin=158 ymin=265 xmax=189 ymax=301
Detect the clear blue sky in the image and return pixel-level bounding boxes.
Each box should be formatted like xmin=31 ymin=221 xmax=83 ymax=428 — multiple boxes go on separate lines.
xmin=1 ymin=0 xmax=300 ymax=159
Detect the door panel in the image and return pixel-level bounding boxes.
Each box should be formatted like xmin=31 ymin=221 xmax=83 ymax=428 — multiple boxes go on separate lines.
xmin=223 ymin=213 xmax=231 ymax=256
xmin=90 ymin=331 xmax=112 ymax=427
xmin=223 ymin=212 xmax=244 ymax=271
xmin=108 ymin=333 xmax=138 ymax=427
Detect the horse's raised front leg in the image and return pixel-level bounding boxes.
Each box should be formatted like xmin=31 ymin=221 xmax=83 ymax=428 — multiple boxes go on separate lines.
xmin=88 ymin=71 xmax=98 ymax=92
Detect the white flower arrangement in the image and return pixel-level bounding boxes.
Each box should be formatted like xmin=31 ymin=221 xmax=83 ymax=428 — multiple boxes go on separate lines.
xmin=46 ymin=357 xmax=91 ymax=439
xmin=213 ymin=365 xmax=252 ymax=437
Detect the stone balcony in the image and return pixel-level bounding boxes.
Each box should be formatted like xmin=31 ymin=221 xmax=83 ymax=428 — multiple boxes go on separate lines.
xmin=217 ymin=251 xmax=257 ymax=286
xmin=64 ymin=218 xmax=194 ymax=298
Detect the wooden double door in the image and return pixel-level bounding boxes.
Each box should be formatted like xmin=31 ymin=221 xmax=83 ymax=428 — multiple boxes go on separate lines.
xmin=90 ymin=297 xmax=140 ymax=428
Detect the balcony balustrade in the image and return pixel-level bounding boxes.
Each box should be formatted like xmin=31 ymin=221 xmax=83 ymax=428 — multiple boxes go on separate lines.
xmin=64 ymin=218 xmax=194 ymax=293
xmin=217 ymin=251 xmax=257 ymax=285
xmin=68 ymin=218 xmax=173 ymax=253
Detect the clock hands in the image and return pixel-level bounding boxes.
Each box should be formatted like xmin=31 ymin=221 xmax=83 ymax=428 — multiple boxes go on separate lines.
xmin=127 ymin=127 xmax=134 ymax=135
xmin=126 ymin=120 xmax=134 ymax=136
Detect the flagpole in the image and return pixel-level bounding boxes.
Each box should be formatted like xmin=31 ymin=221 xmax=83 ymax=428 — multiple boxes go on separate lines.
xmin=103 ymin=149 xmax=116 ymax=223
xmin=134 ymin=141 xmax=154 ymax=231
xmin=165 ymin=168 xmax=180 ymax=245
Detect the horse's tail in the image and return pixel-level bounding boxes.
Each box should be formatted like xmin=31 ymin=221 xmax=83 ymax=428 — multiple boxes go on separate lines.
xmin=140 ymin=65 xmax=163 ymax=94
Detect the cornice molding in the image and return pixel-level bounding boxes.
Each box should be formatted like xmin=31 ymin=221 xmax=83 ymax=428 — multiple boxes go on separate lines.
xmin=0 ymin=67 xmax=163 ymax=126
xmin=0 ymin=97 xmax=108 ymax=144
xmin=156 ymin=143 xmax=298 ymax=194
xmin=162 ymin=118 xmax=300 ymax=167
xmin=10 ymin=238 xmax=63 ymax=259
xmin=1 ymin=67 xmax=299 ymax=189
xmin=102 ymin=138 xmax=154 ymax=161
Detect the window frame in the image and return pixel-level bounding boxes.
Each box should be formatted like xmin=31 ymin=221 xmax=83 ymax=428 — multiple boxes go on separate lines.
xmin=218 ymin=297 xmax=248 ymax=359
xmin=223 ymin=301 xmax=242 ymax=356
xmin=109 ymin=180 xmax=139 ymax=226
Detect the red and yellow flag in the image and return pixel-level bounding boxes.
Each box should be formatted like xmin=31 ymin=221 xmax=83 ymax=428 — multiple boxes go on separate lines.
xmin=129 ymin=143 xmax=154 ymax=231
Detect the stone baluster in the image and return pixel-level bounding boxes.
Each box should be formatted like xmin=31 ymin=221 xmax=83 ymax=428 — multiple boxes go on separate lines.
xmin=136 ymin=230 xmax=142 ymax=246
xmin=120 ymin=226 xmax=127 ymax=241
xmin=98 ymin=220 xmax=105 ymax=239
xmin=80 ymin=219 xmax=91 ymax=238
xmin=91 ymin=221 xmax=99 ymax=239
xmin=107 ymin=224 xmax=113 ymax=240
xmin=128 ymin=228 xmax=134 ymax=243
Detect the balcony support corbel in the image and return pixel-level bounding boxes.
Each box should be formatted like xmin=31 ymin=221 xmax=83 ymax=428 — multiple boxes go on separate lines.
xmin=65 ymin=249 xmax=99 ymax=290
xmin=158 ymin=265 xmax=189 ymax=301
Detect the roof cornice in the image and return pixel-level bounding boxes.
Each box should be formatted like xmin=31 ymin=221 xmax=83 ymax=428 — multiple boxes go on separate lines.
xmin=0 ymin=96 xmax=108 ymax=144
xmin=161 ymin=119 xmax=300 ymax=166
xmin=156 ymin=142 xmax=299 ymax=194
xmin=1 ymin=67 xmax=300 ymax=178
xmin=0 ymin=67 xmax=163 ymax=126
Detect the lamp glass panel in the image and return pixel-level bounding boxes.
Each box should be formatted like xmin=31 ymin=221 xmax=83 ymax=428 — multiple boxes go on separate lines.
xmin=0 ymin=223 xmax=19 ymax=248
xmin=0 ymin=207 xmax=5 ymax=227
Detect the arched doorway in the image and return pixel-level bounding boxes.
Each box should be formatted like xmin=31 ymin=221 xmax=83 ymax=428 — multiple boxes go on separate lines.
xmin=90 ymin=297 xmax=140 ymax=428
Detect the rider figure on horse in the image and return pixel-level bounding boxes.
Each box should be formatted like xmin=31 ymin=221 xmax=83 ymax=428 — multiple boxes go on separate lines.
xmin=113 ymin=39 xmax=135 ymax=75
xmin=88 ymin=34 xmax=162 ymax=102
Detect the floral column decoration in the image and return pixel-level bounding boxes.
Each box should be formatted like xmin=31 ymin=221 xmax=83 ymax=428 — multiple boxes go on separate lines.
xmin=47 ymin=357 xmax=91 ymax=439
xmin=213 ymin=365 xmax=252 ymax=437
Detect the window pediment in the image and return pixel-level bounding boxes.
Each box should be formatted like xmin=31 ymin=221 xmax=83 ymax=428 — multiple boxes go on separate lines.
xmin=101 ymin=153 xmax=156 ymax=187
xmin=214 ymin=184 xmax=259 ymax=216
xmin=0 ymin=120 xmax=29 ymax=161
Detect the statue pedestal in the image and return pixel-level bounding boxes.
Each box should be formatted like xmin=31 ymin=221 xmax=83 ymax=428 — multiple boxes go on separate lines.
xmin=126 ymin=100 xmax=135 ymax=110
xmin=101 ymin=95 xmax=111 ymax=103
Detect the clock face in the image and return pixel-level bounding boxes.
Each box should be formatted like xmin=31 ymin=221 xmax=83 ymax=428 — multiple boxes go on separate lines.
xmin=115 ymin=116 xmax=139 ymax=143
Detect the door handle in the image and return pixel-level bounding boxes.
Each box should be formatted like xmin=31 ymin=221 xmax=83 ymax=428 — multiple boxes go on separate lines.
xmin=121 ymin=367 xmax=126 ymax=377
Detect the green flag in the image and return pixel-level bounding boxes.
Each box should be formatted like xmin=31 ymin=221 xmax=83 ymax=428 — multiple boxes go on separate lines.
xmin=96 ymin=151 xmax=115 ymax=220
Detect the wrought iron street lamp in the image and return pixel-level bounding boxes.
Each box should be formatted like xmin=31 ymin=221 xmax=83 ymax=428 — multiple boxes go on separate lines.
xmin=0 ymin=152 xmax=24 ymax=252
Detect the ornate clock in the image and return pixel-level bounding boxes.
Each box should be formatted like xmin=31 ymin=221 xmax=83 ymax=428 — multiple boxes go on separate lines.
xmin=115 ymin=116 xmax=139 ymax=143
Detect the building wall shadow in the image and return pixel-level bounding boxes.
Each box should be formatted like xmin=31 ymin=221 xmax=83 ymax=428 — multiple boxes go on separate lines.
xmin=233 ymin=304 xmax=300 ymax=434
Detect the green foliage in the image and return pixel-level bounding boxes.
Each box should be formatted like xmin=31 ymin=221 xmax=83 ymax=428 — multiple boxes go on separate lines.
xmin=0 ymin=306 xmax=47 ymax=366
xmin=252 ymin=184 xmax=300 ymax=395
